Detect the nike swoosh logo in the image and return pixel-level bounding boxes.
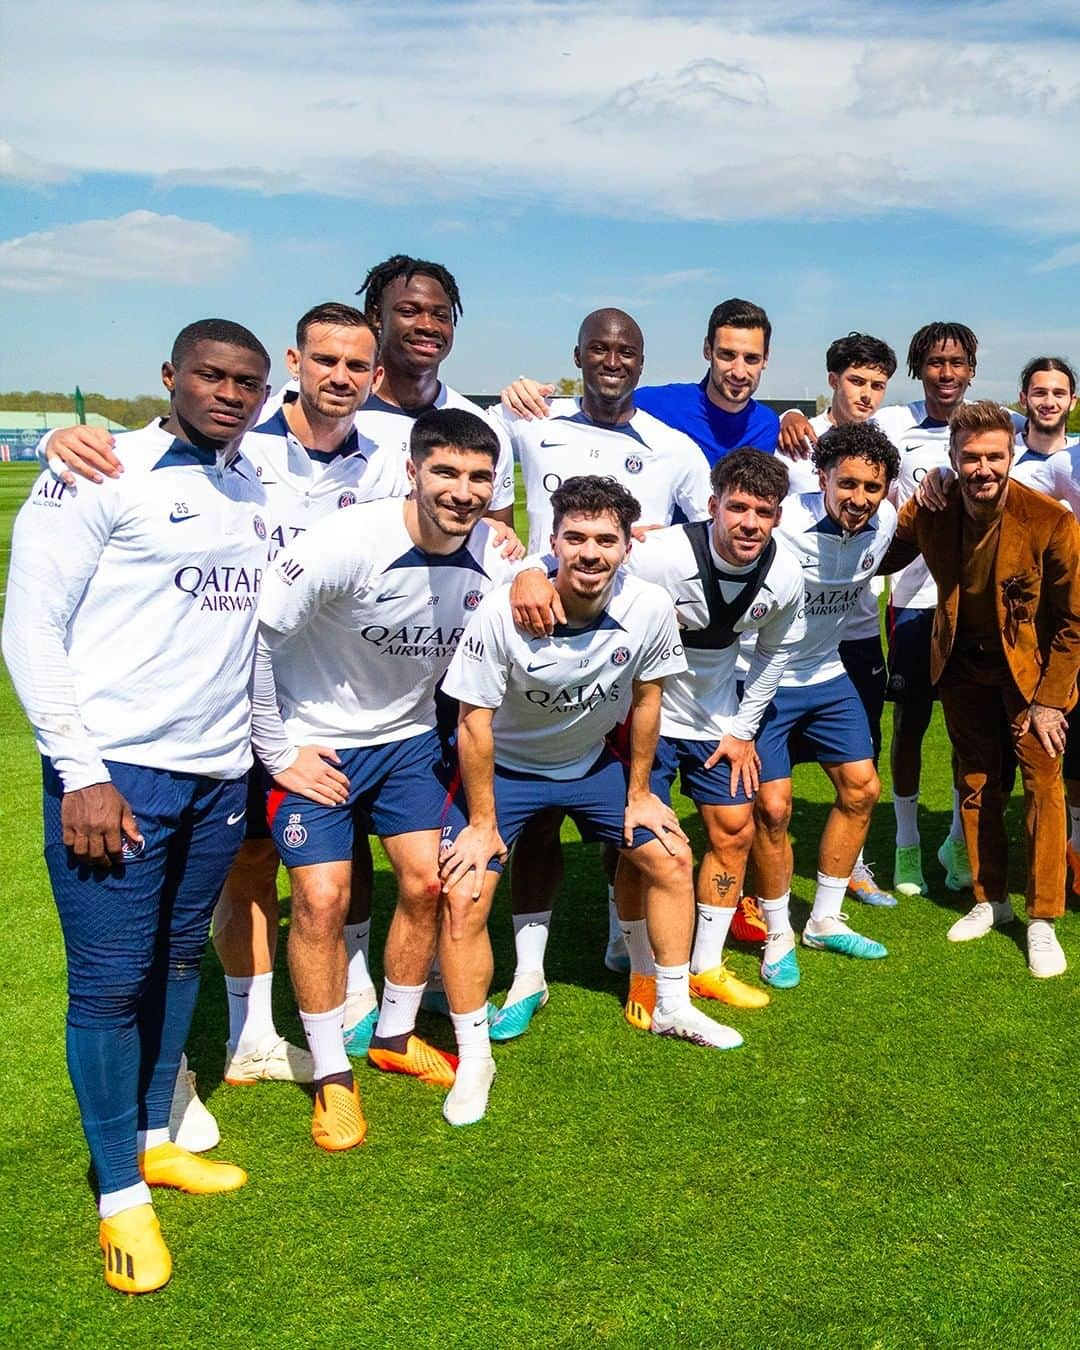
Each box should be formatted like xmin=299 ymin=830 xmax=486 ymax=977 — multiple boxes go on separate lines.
xmin=472 ymin=1018 xmax=487 ymax=1027
xmin=226 ymin=809 xmax=246 ymax=825
xmin=675 ymin=596 xmax=695 ymax=606
xmin=527 ymin=661 xmax=556 ymax=672
xmin=539 ymin=439 xmax=566 ymax=449
xmin=871 ymin=666 xmax=886 ymax=676
xmin=170 ymin=512 xmax=201 ymax=523
xmin=376 ymin=591 xmax=408 ymax=603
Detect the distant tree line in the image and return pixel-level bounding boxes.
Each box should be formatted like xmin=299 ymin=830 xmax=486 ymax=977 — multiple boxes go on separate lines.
xmin=0 ymin=391 xmax=169 ymax=427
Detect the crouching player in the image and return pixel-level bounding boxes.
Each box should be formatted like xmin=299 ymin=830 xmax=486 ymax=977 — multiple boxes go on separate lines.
xmin=2 ymin=320 xmax=270 ymax=1293
xmin=437 ymin=476 xmax=740 ymax=1128
xmin=251 ymin=408 xmax=517 ymax=1151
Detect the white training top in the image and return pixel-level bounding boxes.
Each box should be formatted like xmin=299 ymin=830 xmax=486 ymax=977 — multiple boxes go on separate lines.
xmin=242 ymin=395 xmax=409 ymax=558
xmin=442 ymin=573 xmax=686 ymax=779
xmin=264 ymin=380 xmax=515 ymax=514
xmin=3 ymin=420 xmax=268 ymax=790
xmin=622 ymin=524 xmax=805 ymax=741
xmin=1011 ymin=436 xmax=1080 ymax=516
xmin=489 ymin=399 xmax=711 ymax=553
xmin=252 ymin=497 xmax=517 ymax=771
xmin=773 ymin=492 xmax=898 ymax=688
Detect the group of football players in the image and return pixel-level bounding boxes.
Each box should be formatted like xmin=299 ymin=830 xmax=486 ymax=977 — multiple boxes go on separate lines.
xmin=5 ymin=253 xmax=1078 ymax=1292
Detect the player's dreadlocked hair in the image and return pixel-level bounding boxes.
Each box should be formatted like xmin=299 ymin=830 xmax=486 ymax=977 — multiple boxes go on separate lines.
xmin=355 ymin=254 xmax=464 ymax=329
xmin=906 ymin=322 xmax=977 ymax=380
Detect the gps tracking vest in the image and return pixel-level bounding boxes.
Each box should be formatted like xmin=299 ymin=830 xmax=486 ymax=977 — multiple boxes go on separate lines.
xmin=678 ymin=522 xmax=776 ymax=650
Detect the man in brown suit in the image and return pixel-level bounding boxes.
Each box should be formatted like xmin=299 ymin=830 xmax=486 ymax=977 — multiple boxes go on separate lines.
xmin=884 ymin=400 xmax=1080 ymax=977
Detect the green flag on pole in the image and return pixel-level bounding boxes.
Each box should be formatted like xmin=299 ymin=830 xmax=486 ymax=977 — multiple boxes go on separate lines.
xmin=74 ymin=386 xmax=86 ymax=424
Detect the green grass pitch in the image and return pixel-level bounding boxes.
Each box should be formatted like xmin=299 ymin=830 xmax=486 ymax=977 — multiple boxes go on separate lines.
xmin=0 ymin=460 xmax=1076 ymax=1348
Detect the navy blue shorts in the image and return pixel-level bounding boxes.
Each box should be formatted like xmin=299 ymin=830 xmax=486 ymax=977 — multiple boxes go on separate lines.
xmin=755 ymin=674 xmax=875 ymax=783
xmin=839 ymin=634 xmax=887 ymax=761
xmin=43 ymin=757 xmax=246 ymax=1003
xmin=885 ymin=604 xmax=936 ymax=704
xmin=441 ymin=749 xmax=656 ymax=873
xmin=267 ymin=730 xmax=453 ymax=865
xmin=652 ymin=735 xmax=754 ymax=806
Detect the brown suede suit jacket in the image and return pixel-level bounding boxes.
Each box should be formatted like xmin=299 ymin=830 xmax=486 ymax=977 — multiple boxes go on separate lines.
xmin=883 ymin=478 xmax=1080 ymax=710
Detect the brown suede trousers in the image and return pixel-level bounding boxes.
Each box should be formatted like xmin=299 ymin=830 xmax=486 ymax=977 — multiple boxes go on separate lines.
xmin=938 ymin=648 xmax=1066 ymax=919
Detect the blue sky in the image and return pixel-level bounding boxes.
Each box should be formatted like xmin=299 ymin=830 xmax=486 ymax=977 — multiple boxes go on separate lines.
xmin=2 ymin=0 xmax=1078 ymax=407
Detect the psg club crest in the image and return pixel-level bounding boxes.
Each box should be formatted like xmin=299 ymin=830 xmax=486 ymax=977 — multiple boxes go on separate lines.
xmin=624 ymin=454 xmax=644 ymax=475
xmin=338 ymin=491 xmax=357 ymax=509
xmin=463 ymin=590 xmax=482 ymax=611
xmin=611 ymin=646 xmax=631 ymax=666
xmin=861 ymin=551 xmax=875 ymax=571
xmin=282 ymin=812 xmax=308 ymax=849
xmin=121 ymin=835 xmax=145 ymax=860
xmin=253 ymin=515 xmax=267 ymax=540
xmin=749 ymin=601 xmax=768 ymax=620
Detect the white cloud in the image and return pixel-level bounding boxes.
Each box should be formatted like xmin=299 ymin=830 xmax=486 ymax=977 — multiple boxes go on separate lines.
xmin=0 ymin=211 xmax=246 ymax=292
xmin=1 ymin=2 xmax=1078 ymax=228
xmin=0 ymin=139 xmax=73 ymax=186
xmin=1032 ymin=242 xmax=1080 ymax=272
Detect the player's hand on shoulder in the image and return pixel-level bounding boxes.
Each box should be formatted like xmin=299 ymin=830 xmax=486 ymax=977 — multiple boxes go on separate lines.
xmin=510 ymin=568 xmax=565 ymax=637
xmin=776 ymin=410 xmax=815 ymax=461
xmin=61 ymin=782 xmax=142 ymax=866
xmin=624 ymin=791 xmax=689 ymax=855
xmin=272 ymin=745 xmax=350 ymax=807
xmin=485 ymin=518 xmax=526 ymax=561
xmin=500 ymin=378 xmax=555 ymax=420
xmin=914 ymin=466 xmax=955 ymax=511
xmin=630 ymin=522 xmax=665 ymax=542
xmin=703 ymin=734 xmax=760 ymax=797
xmin=47 ymin=427 xmax=123 ymax=487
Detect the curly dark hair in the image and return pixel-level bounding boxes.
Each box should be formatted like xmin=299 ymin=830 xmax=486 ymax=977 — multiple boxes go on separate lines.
xmin=813 ymin=421 xmax=900 ymax=484
xmin=710 ymin=448 xmax=789 ymax=504
xmin=826 ymin=332 xmax=897 ymax=378
xmin=550 ymin=475 xmax=641 ymax=541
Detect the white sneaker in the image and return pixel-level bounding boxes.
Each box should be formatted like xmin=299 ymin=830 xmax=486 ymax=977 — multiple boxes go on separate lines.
xmin=223 ymin=1034 xmax=315 ymax=1084
xmin=442 ymin=1057 xmax=496 ymax=1126
xmin=169 ymin=1053 xmax=219 ymax=1153
xmin=946 ymin=900 xmax=1016 ymax=943
xmin=1027 ymin=920 xmax=1067 ymax=978
xmin=650 ymin=1004 xmax=743 ymax=1050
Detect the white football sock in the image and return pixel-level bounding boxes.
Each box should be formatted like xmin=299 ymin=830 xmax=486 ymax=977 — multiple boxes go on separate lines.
xmin=619 ymin=917 xmax=656 ymax=976
xmin=225 ymin=971 xmax=277 ymax=1055
xmin=450 ymin=1006 xmax=492 ymax=1062
xmin=606 ymin=892 xmax=624 ymax=949
xmin=949 ymin=789 xmax=964 ymax=842
xmin=654 ymin=962 xmax=691 ymax=1016
xmin=299 ymin=1003 xmax=349 ymax=1079
xmin=809 ymin=872 xmax=848 ymax=924
xmin=343 ymin=988 xmax=377 ymax=1029
xmin=374 ymin=980 xmax=424 ymax=1041
xmin=761 ymin=892 xmax=792 ymax=937
xmin=99 ymin=1181 xmax=153 ymax=1220
xmin=137 ymin=1127 xmax=170 ymax=1154
xmin=893 ymin=793 xmax=920 ymax=848
xmin=343 ymin=921 xmax=375 ymax=997
xmin=690 ymin=902 xmax=735 ymax=974
xmin=1069 ymin=805 xmax=1080 ymax=850
xmin=511 ymin=910 xmax=552 ymax=978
